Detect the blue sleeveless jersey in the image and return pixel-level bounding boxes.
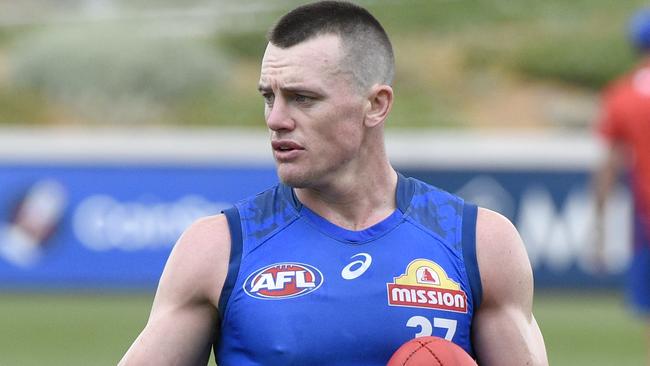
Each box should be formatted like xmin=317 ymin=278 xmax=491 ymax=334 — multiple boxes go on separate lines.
xmin=215 ymin=174 xmax=481 ymax=365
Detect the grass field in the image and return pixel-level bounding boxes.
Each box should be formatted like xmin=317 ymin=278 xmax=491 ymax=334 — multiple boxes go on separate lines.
xmin=0 ymin=290 xmax=645 ymax=365
xmin=535 ymin=291 xmax=646 ymax=366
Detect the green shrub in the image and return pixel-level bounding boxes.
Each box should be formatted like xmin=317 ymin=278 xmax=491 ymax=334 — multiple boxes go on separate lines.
xmin=510 ymin=31 xmax=638 ymax=89
xmin=215 ymin=31 xmax=267 ymax=60
xmin=8 ymin=27 xmax=229 ymax=124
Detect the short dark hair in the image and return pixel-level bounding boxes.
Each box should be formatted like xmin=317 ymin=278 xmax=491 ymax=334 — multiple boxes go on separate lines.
xmin=268 ymin=1 xmax=395 ymax=90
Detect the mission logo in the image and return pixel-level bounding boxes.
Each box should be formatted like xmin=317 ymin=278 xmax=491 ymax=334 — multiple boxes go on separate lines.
xmin=387 ymin=259 xmax=468 ymax=313
xmin=243 ymin=262 xmax=324 ymax=300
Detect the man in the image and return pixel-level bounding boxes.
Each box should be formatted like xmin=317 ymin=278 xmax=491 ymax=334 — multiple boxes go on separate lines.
xmin=594 ymin=7 xmax=650 ymax=363
xmin=120 ymin=2 xmax=547 ymax=365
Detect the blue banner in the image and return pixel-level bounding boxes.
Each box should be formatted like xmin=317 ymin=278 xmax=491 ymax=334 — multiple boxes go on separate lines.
xmin=0 ymin=164 xmax=628 ymax=289
xmin=0 ymin=164 xmax=278 ymax=289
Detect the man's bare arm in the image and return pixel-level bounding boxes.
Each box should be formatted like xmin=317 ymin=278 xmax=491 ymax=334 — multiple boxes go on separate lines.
xmin=119 ymin=214 xmax=231 ymax=365
xmin=471 ymin=208 xmax=548 ymax=366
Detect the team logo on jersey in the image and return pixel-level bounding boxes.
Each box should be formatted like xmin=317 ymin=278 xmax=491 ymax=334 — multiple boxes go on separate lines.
xmin=387 ymin=259 xmax=467 ymax=313
xmin=243 ymin=262 xmax=324 ymax=300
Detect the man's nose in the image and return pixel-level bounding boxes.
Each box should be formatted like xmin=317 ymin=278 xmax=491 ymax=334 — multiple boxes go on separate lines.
xmin=265 ymin=98 xmax=295 ymax=131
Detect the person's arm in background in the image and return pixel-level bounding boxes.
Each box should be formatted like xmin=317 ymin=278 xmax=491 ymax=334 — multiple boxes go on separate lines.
xmin=118 ymin=215 xmax=230 ymax=366
xmin=471 ymin=208 xmax=548 ymax=366
xmin=593 ymin=142 xmax=627 ymax=267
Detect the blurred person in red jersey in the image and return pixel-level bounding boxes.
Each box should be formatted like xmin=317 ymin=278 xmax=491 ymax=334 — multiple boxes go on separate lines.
xmin=594 ymin=7 xmax=650 ymax=363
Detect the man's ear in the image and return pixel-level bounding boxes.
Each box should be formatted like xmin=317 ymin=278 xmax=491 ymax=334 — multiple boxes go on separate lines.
xmin=364 ymin=84 xmax=393 ymax=128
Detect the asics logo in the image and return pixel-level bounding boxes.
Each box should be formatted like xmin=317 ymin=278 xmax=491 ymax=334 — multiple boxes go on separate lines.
xmin=341 ymin=253 xmax=372 ymax=280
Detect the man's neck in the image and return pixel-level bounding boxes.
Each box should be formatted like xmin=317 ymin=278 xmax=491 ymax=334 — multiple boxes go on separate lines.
xmin=294 ymin=167 xmax=398 ymax=231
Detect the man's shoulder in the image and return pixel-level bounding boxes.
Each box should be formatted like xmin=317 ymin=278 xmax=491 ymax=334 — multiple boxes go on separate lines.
xmin=182 ymin=214 xmax=230 ymax=241
xmin=403 ymin=175 xmax=466 ymax=219
xmin=174 ymin=214 xmax=231 ymax=268
xmin=160 ymin=214 xmax=231 ymax=306
xmin=232 ymin=183 xmax=287 ymax=211
xmin=475 ymin=207 xmax=532 ymax=304
xmin=476 ymin=207 xmax=516 ymax=236
xmin=404 ymin=175 xmax=464 ymax=203
xmin=474 ymin=207 xmax=523 ymax=254
xmin=231 ymin=182 xmax=301 ymax=246
xmin=399 ymin=175 xmax=466 ymax=244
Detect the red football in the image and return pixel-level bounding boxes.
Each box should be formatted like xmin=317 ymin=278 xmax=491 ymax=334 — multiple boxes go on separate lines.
xmin=387 ymin=336 xmax=477 ymax=366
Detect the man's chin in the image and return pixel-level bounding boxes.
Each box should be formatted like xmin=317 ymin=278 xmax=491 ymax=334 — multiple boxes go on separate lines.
xmin=277 ymin=169 xmax=310 ymax=189
xmin=278 ymin=176 xmax=308 ymax=189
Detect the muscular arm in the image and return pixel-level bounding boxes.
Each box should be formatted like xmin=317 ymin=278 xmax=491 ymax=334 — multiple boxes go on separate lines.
xmin=119 ymin=214 xmax=231 ymax=365
xmin=471 ymin=208 xmax=548 ymax=366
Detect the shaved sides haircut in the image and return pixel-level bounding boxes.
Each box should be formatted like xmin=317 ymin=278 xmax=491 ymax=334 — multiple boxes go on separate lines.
xmin=268 ymin=1 xmax=395 ymax=91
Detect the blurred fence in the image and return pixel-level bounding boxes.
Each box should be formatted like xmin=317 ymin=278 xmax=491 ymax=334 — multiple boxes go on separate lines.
xmin=0 ymin=127 xmax=625 ymax=289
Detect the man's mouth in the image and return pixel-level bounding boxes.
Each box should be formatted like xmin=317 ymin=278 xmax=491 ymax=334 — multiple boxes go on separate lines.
xmin=272 ymin=140 xmax=304 ymax=152
xmin=271 ymin=140 xmax=305 ymax=162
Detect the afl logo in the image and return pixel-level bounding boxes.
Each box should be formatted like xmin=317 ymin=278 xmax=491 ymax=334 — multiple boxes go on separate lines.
xmin=243 ymin=262 xmax=324 ymax=300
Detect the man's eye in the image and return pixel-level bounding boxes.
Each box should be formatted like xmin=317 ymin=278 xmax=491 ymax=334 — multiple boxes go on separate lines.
xmin=294 ymin=94 xmax=312 ymax=103
xmin=263 ymin=93 xmax=275 ymax=105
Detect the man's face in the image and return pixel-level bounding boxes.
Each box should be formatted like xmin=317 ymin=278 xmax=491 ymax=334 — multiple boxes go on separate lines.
xmin=258 ymin=35 xmax=367 ymax=188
